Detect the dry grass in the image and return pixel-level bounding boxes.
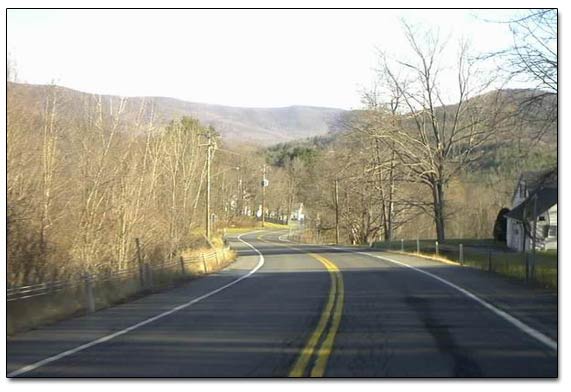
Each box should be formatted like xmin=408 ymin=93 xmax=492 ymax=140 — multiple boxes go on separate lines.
xmin=223 ymin=227 xmax=259 ymax=234
xmin=263 ymin=221 xmax=290 ymax=229
xmin=7 ymin=286 xmax=86 ymax=335
xmin=221 ymin=221 xmax=290 ymax=234
xmin=387 ymin=250 xmax=462 ymax=266
xmin=7 ymin=245 xmax=237 ymax=336
xmin=373 ymin=239 xmax=557 ymax=289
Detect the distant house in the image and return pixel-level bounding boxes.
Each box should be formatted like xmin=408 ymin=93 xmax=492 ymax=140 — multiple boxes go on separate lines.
xmin=506 ymin=168 xmax=557 ymax=251
xmin=291 ymin=203 xmax=305 ymax=223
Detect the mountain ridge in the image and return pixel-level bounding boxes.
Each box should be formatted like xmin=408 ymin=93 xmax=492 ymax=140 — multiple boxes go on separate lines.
xmin=7 ymin=82 xmax=346 ymax=145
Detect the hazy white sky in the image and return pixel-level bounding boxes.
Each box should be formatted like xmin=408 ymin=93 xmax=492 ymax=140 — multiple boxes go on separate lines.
xmin=8 ymin=9 xmax=522 ymax=109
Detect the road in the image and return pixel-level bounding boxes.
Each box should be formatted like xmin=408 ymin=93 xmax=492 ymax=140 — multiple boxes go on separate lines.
xmin=6 ymin=230 xmax=557 ymax=377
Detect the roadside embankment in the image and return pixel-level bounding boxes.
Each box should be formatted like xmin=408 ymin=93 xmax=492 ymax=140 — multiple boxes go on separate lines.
xmin=372 ymin=239 xmax=557 ymax=289
xmin=7 ymin=243 xmax=236 ymax=336
xmin=222 ymin=220 xmax=290 ymax=235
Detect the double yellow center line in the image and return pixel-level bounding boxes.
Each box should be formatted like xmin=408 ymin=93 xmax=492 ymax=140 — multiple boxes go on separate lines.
xmin=256 ymin=232 xmax=344 ymax=377
xmin=289 ymin=253 xmax=344 ymax=377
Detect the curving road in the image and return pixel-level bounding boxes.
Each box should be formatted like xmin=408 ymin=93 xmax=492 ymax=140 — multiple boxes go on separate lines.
xmin=6 ymin=230 xmax=557 ymax=377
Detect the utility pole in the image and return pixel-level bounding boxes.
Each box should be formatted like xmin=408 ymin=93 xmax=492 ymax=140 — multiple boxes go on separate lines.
xmin=203 ymin=128 xmax=215 ymax=239
xmin=261 ymin=164 xmax=267 ymax=228
xmin=237 ymin=157 xmax=243 ymax=217
xmin=334 ymin=178 xmax=340 ymax=244
xmin=238 ymin=177 xmax=243 ymax=216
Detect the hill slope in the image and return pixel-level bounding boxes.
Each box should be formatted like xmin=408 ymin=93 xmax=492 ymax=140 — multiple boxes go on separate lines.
xmin=7 ymin=82 xmax=346 ymax=145
xmin=265 ymin=88 xmax=557 ymax=175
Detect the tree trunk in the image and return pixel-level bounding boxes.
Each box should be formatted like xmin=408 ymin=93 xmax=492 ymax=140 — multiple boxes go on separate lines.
xmin=432 ymin=181 xmax=446 ymax=242
xmin=386 ymin=149 xmax=396 ymax=241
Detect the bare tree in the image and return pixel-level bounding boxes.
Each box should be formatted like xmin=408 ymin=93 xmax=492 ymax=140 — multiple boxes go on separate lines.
xmin=500 ymin=9 xmax=556 ymax=94
xmin=71 ymin=95 xmax=127 ymax=271
xmin=7 ymin=52 xmax=19 ymax=82
xmin=158 ymin=117 xmax=205 ymax=259
xmin=373 ymin=22 xmax=504 ymax=241
xmin=39 ymin=86 xmax=60 ymax=264
xmin=7 ymin=80 xmax=231 ymax=287
xmin=485 ymin=9 xmax=557 ymax=131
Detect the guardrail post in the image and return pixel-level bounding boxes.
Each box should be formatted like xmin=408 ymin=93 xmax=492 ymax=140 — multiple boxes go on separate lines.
xmin=416 ymin=238 xmax=420 ymax=253
xmin=202 ymin=254 xmax=208 ymax=274
xmin=180 ymin=256 xmax=185 ymax=275
xmin=84 ymin=273 xmax=95 ymax=313
xmin=459 ymin=244 xmax=464 ymax=266
xmin=435 ymin=241 xmax=439 ymax=256
xmin=401 ymin=239 xmax=404 ymax=252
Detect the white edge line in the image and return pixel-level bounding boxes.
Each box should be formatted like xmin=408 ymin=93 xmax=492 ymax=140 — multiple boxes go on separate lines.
xmin=278 ymin=232 xmax=557 ymax=352
xmin=7 ymin=231 xmax=265 ymax=378
xmin=277 ymin=233 xmax=293 ymax=243
xmin=324 ymin=245 xmax=557 ymax=352
xmin=249 ymin=231 xmax=556 ymax=352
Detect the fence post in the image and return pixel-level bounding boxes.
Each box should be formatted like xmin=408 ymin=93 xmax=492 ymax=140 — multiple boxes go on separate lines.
xmin=401 ymin=239 xmax=404 ymax=252
xmin=523 ymin=253 xmax=530 ymax=283
xmin=180 ymin=256 xmax=185 ymax=275
xmin=435 ymin=241 xmax=439 ymax=256
xmin=459 ymin=244 xmax=464 ymax=266
xmin=531 ymin=249 xmax=536 ymax=282
xmin=202 ymin=253 xmax=208 ymax=274
xmin=488 ymin=249 xmax=492 ymax=272
xmin=416 ymin=238 xmax=420 ymax=254
xmin=84 ymin=273 xmax=95 ymax=313
xmin=145 ymin=263 xmax=153 ymax=290
xmin=136 ymin=238 xmax=145 ymax=288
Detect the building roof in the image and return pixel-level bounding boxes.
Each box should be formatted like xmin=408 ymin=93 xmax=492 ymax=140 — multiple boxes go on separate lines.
xmin=507 ymin=167 xmax=557 ymax=221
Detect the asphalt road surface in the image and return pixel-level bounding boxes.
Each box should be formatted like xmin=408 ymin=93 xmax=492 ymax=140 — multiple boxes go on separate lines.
xmin=6 ymin=230 xmax=557 ymax=377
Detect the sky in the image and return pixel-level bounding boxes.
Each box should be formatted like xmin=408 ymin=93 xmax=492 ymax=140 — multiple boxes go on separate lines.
xmin=7 ymin=9 xmax=524 ymax=109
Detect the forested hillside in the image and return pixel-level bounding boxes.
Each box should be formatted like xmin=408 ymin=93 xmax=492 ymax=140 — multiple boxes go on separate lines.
xmin=7 ymin=10 xmax=557 ymax=287
xmin=8 ymin=82 xmax=345 ymax=145
xmin=263 ymin=87 xmax=556 ymax=244
xmin=7 ymin=79 xmax=557 ymax=288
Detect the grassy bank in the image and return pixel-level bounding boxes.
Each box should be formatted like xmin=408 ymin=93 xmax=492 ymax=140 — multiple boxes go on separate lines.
xmin=372 ymin=239 xmax=557 ymax=289
xmin=7 ymin=244 xmax=236 ymax=336
xmin=222 ymin=220 xmax=290 ymax=234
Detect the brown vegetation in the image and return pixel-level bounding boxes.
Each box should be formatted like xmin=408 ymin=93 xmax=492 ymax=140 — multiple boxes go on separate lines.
xmin=7 ymin=84 xmax=248 ymax=289
xmin=7 ymin=243 xmax=236 ymax=335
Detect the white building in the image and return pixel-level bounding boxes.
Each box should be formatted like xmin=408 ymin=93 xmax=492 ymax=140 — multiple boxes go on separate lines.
xmin=506 ymin=168 xmax=557 ymax=251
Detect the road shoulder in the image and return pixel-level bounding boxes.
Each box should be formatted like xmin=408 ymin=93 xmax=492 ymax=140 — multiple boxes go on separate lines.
xmin=6 ymin=234 xmax=262 ymax=376
xmin=356 ymin=248 xmax=558 ymax=341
